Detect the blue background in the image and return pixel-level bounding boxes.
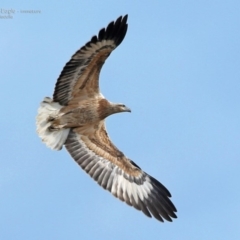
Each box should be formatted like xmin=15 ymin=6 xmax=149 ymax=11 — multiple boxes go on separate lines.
xmin=1 ymin=1 xmax=240 ymax=239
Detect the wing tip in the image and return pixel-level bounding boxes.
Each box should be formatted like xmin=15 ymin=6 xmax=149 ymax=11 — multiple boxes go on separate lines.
xmin=89 ymin=14 xmax=129 ymax=48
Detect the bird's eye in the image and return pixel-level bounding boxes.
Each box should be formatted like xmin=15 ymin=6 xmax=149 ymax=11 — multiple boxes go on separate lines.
xmin=121 ymin=104 xmax=125 ymax=107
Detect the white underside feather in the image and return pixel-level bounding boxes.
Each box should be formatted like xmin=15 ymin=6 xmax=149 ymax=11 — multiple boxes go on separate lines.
xmin=36 ymin=97 xmax=70 ymax=150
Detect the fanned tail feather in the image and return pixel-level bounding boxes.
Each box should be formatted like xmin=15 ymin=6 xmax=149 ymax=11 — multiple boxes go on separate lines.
xmin=36 ymin=97 xmax=70 ymax=150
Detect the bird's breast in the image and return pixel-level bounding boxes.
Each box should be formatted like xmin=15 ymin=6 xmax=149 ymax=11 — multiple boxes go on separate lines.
xmin=58 ymin=104 xmax=100 ymax=128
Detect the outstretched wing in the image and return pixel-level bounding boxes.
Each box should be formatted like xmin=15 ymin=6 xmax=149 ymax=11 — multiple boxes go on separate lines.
xmin=53 ymin=15 xmax=128 ymax=106
xmin=64 ymin=122 xmax=177 ymax=222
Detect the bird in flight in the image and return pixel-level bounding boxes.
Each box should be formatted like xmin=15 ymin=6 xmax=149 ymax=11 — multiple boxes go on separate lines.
xmin=36 ymin=15 xmax=177 ymax=222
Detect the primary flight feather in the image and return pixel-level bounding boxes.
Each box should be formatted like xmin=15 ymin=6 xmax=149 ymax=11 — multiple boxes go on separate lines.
xmin=36 ymin=15 xmax=177 ymax=222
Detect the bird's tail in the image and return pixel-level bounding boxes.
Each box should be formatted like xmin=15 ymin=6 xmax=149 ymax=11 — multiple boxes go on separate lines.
xmin=36 ymin=97 xmax=70 ymax=150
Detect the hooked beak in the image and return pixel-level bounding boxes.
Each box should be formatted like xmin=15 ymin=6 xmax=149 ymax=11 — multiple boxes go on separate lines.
xmin=123 ymin=106 xmax=131 ymax=113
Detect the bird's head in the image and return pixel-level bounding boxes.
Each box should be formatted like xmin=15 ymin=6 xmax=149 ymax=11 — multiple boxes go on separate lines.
xmin=98 ymin=99 xmax=131 ymax=119
xmin=113 ymin=103 xmax=131 ymax=113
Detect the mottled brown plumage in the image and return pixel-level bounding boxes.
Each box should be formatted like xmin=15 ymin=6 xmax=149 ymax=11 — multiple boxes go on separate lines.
xmin=36 ymin=15 xmax=177 ymax=222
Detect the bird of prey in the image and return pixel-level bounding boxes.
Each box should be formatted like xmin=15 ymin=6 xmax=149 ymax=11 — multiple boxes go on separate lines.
xmin=36 ymin=15 xmax=177 ymax=222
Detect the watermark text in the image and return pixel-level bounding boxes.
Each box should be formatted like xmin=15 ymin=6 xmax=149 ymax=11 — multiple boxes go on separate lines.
xmin=0 ymin=8 xmax=41 ymax=19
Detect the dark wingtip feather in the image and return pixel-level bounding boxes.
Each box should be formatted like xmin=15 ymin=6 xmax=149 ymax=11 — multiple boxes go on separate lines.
xmin=149 ymin=175 xmax=172 ymax=197
xmin=89 ymin=15 xmax=128 ymax=48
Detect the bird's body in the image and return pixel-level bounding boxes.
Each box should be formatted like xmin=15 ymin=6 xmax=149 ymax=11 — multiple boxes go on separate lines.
xmin=36 ymin=15 xmax=177 ymax=222
xmin=51 ymin=98 xmax=103 ymax=128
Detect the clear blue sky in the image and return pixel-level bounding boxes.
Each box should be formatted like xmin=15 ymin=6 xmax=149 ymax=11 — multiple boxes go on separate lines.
xmin=1 ymin=1 xmax=240 ymax=239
